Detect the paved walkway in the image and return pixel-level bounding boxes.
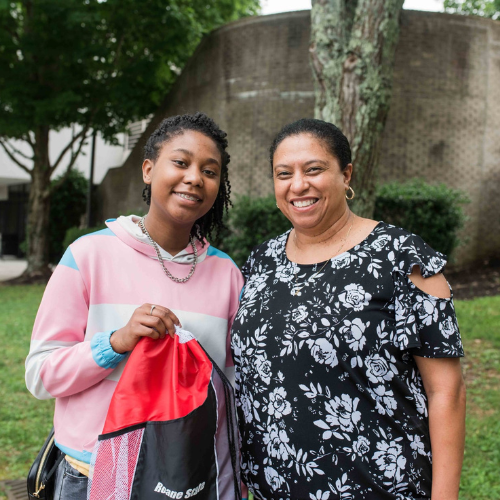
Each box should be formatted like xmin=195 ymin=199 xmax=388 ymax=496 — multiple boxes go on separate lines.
xmin=0 ymin=258 xmax=27 ymax=282
xmin=0 ymin=480 xmax=26 ymax=499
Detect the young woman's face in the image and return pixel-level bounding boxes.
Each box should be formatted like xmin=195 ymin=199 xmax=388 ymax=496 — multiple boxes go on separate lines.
xmin=273 ymin=133 xmax=352 ymax=232
xmin=142 ymin=130 xmax=222 ymax=228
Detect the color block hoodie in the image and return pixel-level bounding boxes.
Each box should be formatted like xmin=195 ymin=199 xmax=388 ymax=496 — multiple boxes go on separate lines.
xmin=25 ymin=216 xmax=243 ymax=463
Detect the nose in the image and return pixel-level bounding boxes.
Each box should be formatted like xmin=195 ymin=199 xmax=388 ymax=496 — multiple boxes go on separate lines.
xmin=183 ymin=165 xmax=203 ymax=187
xmin=290 ymin=171 xmax=308 ymax=194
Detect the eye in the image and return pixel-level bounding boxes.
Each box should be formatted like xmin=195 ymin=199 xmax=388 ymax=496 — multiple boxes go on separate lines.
xmin=173 ymin=159 xmax=186 ymax=167
xmin=275 ymin=170 xmax=291 ymax=178
xmin=203 ymin=168 xmax=218 ymax=177
xmin=306 ymin=166 xmax=322 ymax=174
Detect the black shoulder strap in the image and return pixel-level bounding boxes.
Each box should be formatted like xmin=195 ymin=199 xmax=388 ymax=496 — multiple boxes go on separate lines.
xmin=43 ymin=451 xmax=65 ymax=484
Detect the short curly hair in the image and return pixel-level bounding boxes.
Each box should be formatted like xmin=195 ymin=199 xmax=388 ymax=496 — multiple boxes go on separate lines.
xmin=269 ymin=118 xmax=352 ymax=172
xmin=142 ymin=112 xmax=231 ymax=243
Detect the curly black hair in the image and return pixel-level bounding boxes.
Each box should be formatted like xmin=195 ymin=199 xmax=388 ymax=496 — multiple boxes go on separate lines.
xmin=142 ymin=112 xmax=231 ymax=244
xmin=269 ymin=118 xmax=352 ymax=172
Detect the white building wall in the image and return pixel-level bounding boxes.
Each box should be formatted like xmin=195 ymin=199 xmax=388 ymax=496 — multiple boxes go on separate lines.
xmin=0 ymin=127 xmax=130 ymax=186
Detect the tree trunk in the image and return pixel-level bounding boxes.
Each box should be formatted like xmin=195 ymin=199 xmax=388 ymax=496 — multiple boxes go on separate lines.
xmin=23 ymin=126 xmax=53 ymax=281
xmin=310 ymin=0 xmax=405 ymax=217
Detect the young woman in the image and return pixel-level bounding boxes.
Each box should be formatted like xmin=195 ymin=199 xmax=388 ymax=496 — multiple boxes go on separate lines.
xmin=26 ymin=112 xmax=243 ymax=499
xmin=232 ymin=118 xmax=466 ymax=500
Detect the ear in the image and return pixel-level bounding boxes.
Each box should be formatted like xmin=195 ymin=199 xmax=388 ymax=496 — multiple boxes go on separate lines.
xmin=142 ymin=159 xmax=154 ymax=184
xmin=343 ymin=163 xmax=353 ymax=188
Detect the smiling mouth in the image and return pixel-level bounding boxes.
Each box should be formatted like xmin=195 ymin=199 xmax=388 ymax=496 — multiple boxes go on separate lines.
xmin=291 ymin=199 xmax=318 ymax=208
xmin=174 ymin=192 xmax=201 ymax=202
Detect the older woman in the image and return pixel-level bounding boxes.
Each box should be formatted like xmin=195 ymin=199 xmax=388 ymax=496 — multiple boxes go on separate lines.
xmin=232 ymin=119 xmax=465 ymax=500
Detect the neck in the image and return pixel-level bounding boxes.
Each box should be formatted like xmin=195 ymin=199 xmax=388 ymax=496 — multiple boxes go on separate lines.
xmin=142 ymin=211 xmax=192 ymax=256
xmin=294 ymin=206 xmax=352 ymax=250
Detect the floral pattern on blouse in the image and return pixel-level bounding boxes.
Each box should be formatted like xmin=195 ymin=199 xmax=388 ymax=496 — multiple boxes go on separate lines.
xmin=231 ymin=222 xmax=464 ymax=500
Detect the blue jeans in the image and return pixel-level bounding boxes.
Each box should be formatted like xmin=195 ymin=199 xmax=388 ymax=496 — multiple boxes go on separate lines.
xmin=53 ymin=457 xmax=88 ymax=500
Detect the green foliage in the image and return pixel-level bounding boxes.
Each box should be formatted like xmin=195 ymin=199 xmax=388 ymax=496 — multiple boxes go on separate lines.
xmin=444 ymin=0 xmax=500 ymax=19
xmin=0 ymin=0 xmax=260 ymax=141
xmin=217 ymin=195 xmax=291 ymax=267
xmin=455 ymin=296 xmax=500 ymax=348
xmin=49 ymin=170 xmax=88 ymax=263
xmin=455 ymin=297 xmax=500 ymax=499
xmin=0 ymin=0 xmax=259 ymax=274
xmin=374 ymin=179 xmax=469 ymax=258
xmin=0 ymin=285 xmax=53 ymax=482
xmin=63 ymin=224 xmax=106 ymax=251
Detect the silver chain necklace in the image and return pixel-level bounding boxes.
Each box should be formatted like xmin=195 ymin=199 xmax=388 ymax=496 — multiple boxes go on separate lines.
xmin=138 ymin=217 xmax=198 ymax=283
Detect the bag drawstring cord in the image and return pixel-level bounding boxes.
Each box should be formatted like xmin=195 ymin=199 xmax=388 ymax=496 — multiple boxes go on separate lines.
xmin=204 ymin=348 xmax=242 ymax=500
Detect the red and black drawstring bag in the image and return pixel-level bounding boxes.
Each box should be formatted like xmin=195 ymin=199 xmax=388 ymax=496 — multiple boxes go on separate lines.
xmin=88 ymin=327 xmax=241 ymax=500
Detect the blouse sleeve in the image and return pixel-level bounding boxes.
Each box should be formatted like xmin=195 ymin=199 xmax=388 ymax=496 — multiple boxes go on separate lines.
xmin=393 ymin=233 xmax=464 ymax=358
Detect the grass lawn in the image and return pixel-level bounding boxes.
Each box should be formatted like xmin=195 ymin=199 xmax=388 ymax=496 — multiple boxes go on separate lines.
xmin=0 ymin=285 xmax=498 ymax=499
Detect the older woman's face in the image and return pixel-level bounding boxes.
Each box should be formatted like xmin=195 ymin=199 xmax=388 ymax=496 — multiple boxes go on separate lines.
xmin=273 ymin=133 xmax=352 ymax=232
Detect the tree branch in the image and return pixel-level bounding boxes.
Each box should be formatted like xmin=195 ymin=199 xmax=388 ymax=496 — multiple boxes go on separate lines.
xmin=0 ymin=139 xmax=33 ymax=174
xmin=67 ymin=130 xmax=89 ymax=171
xmin=2 ymin=139 xmax=34 ymax=161
xmin=50 ymin=127 xmax=88 ymax=173
xmin=50 ymin=129 xmax=90 ymax=190
xmin=112 ymin=33 xmax=126 ymax=67
xmin=23 ymin=132 xmax=35 ymax=150
xmin=4 ymin=26 xmax=21 ymax=44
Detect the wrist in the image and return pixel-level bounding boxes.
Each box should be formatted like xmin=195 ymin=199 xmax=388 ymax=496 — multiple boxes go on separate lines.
xmin=110 ymin=329 xmax=128 ymax=354
xmin=90 ymin=330 xmax=127 ymax=369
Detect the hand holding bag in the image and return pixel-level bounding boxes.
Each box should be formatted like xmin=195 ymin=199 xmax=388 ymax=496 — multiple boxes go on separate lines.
xmin=27 ymin=427 xmax=65 ymax=499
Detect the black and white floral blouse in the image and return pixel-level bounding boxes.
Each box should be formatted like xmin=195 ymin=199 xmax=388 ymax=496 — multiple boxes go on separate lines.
xmin=231 ymin=222 xmax=464 ymax=500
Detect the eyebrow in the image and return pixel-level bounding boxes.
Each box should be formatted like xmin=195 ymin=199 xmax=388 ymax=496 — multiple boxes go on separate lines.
xmin=274 ymin=159 xmax=328 ymax=169
xmin=172 ymin=148 xmax=221 ymax=167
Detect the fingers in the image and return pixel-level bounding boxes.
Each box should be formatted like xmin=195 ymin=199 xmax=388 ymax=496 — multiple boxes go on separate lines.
xmin=140 ymin=315 xmax=167 ymax=339
xmin=140 ymin=304 xmax=181 ymax=339
xmin=136 ymin=324 xmax=162 ymax=341
xmin=152 ymin=305 xmax=181 ymax=327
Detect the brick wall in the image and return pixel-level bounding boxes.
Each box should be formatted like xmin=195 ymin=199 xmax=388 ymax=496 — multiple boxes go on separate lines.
xmin=98 ymin=10 xmax=500 ymax=265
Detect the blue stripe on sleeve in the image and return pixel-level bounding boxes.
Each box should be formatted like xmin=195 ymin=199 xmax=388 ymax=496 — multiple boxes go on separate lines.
xmin=207 ymin=246 xmax=238 ymax=267
xmin=91 ymin=331 xmax=127 ymax=369
xmin=59 ymin=247 xmax=79 ymax=271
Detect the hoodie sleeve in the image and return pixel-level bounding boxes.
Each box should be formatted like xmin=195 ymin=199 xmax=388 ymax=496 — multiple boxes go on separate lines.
xmin=25 ymin=245 xmax=126 ymax=400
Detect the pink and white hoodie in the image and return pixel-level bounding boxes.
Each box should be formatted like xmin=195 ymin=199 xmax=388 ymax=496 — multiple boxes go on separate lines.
xmin=25 ymin=216 xmax=244 ymax=464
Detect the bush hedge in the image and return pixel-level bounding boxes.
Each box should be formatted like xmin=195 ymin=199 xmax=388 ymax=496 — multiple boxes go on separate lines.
xmin=65 ymin=180 xmax=467 ymax=268
xmin=374 ymin=179 xmax=469 ymax=258
xmin=216 ymin=195 xmax=291 ymax=267
xmin=49 ymin=170 xmax=88 ymax=263
xmin=218 ymin=181 xmax=469 ymax=267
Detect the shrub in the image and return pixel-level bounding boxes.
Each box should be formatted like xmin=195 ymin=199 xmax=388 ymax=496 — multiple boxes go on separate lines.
xmin=374 ymin=179 xmax=469 ymax=258
xmin=49 ymin=170 xmax=88 ymax=263
xmin=217 ymin=195 xmax=291 ymax=267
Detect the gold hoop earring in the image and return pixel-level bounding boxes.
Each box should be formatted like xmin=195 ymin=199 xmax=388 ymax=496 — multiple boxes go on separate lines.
xmin=276 ymin=203 xmax=279 ymax=209
xmin=345 ymin=186 xmax=355 ymax=200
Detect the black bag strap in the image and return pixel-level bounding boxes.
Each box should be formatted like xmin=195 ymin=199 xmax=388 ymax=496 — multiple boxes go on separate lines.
xmin=43 ymin=451 xmax=65 ymax=485
xmin=201 ymin=346 xmax=242 ymax=500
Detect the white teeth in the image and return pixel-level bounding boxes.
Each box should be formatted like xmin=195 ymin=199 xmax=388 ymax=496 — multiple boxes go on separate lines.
xmin=176 ymin=193 xmax=199 ymax=202
xmin=292 ymin=199 xmax=317 ymax=208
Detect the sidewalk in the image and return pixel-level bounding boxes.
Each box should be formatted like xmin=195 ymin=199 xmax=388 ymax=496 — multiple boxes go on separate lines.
xmin=0 ymin=258 xmax=27 ymax=282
